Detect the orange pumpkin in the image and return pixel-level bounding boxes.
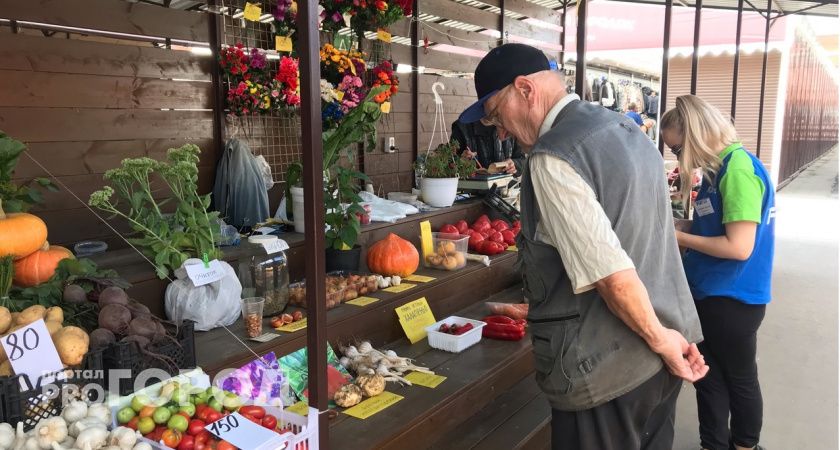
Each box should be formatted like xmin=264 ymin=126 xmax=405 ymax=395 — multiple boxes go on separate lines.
xmin=366 ymin=233 xmax=419 ymax=277
xmin=0 ymin=199 xmax=47 ymax=259
xmin=13 ymin=241 xmax=74 ymax=287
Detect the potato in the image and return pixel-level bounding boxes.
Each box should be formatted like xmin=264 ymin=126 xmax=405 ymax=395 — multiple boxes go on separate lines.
xmin=0 ymin=360 xmax=11 ymax=377
xmin=46 ymin=320 xmax=62 ymax=337
xmin=10 ymin=312 xmax=19 ymax=324
xmin=45 ymin=307 xmax=63 ymax=324
xmin=17 ymin=305 xmax=47 ymax=326
xmin=52 ymin=327 xmax=90 ymax=366
xmin=0 ymin=307 xmax=10 ymax=334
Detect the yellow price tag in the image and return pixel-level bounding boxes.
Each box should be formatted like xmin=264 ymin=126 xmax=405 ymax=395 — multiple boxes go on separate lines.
xmin=336 ymin=90 xmax=345 ymax=101
xmin=275 ymin=35 xmax=293 ymax=52
xmin=383 ymin=283 xmax=416 ymax=293
xmin=275 ymin=318 xmax=307 ymax=333
xmin=395 ymin=297 xmax=436 ymax=344
xmin=342 ymin=392 xmax=403 ymax=419
xmin=243 ymin=2 xmax=262 ymax=21
xmin=420 ymin=220 xmax=434 ymax=261
xmin=376 ymin=29 xmax=392 ymax=43
xmin=404 ymin=274 xmax=435 ymax=283
xmin=346 ymin=296 xmax=380 ymax=307
xmin=380 ymin=101 xmax=391 ymax=114
xmin=404 ymin=371 xmax=447 ymax=389
xmin=507 ymin=245 xmax=518 ymax=251
xmin=285 ymin=401 xmax=309 ymax=416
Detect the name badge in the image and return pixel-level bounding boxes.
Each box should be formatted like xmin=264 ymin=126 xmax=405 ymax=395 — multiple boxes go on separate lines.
xmin=695 ymin=198 xmax=715 ymax=217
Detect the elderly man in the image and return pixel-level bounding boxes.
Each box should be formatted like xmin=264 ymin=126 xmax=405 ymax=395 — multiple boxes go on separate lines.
xmin=459 ymin=44 xmax=708 ymax=450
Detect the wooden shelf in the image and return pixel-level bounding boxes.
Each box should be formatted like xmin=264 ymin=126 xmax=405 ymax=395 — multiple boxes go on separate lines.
xmin=197 ymin=250 xmax=521 ymax=375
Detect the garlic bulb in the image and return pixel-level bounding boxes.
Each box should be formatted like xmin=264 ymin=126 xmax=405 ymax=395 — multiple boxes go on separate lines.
xmin=61 ymin=401 xmax=88 ymax=423
xmin=34 ymin=417 xmax=68 ymax=449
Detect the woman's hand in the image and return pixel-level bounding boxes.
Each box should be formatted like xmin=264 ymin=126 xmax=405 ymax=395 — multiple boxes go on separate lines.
xmin=677 ymin=221 xmax=757 ymax=261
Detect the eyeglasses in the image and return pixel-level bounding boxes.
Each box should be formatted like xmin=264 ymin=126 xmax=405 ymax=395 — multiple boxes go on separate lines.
xmin=670 ymin=144 xmax=683 ymax=158
xmin=480 ymin=87 xmax=511 ymax=128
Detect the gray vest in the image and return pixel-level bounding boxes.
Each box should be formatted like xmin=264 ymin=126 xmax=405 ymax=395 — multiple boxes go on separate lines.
xmin=518 ymin=99 xmax=702 ymax=411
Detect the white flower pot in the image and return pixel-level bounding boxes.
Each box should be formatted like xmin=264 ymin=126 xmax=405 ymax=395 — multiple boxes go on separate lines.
xmin=291 ymin=186 xmax=305 ymax=233
xmin=421 ymin=177 xmax=459 ymax=207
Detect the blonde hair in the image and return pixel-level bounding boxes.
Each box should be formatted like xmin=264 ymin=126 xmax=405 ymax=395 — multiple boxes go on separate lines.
xmin=660 ymin=95 xmax=739 ymax=204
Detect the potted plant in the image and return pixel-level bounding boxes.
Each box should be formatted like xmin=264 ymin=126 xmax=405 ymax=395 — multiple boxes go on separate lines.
xmin=416 ymin=139 xmax=477 ymax=208
xmin=88 ymin=145 xmax=242 ymax=331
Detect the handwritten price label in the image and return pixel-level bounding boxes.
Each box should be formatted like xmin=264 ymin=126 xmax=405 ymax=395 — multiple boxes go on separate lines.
xmin=376 ymin=29 xmax=392 ymax=43
xmin=186 ymin=260 xmax=225 ymax=287
xmin=276 ymin=318 xmax=307 ymax=333
xmin=206 ymin=413 xmax=282 ymax=450
xmin=346 ymin=296 xmax=380 ymax=307
xmin=1 ymin=320 xmax=64 ymax=388
xmin=395 ymin=297 xmax=436 ymax=343
xmin=404 ymin=371 xmax=446 ymax=388
xmin=342 ymin=392 xmax=403 ymax=419
xmin=243 ymin=2 xmax=262 ymax=21
xmin=383 ymin=283 xmax=415 ymax=293
xmin=275 ymin=36 xmax=293 ymax=52
xmin=404 ymin=274 xmax=435 ymax=283
xmin=263 ymin=238 xmax=289 ymax=254
xmin=285 ymin=401 xmax=309 ymax=416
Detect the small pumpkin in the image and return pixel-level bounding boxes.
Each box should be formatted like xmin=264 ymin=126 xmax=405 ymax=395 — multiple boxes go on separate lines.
xmin=13 ymin=241 xmax=74 ymax=287
xmin=0 ymin=199 xmax=48 ymax=260
xmin=366 ymin=233 xmax=419 ymax=277
xmin=355 ymin=374 xmax=386 ymax=397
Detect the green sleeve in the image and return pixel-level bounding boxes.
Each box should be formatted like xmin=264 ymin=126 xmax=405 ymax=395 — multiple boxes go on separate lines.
xmin=719 ymin=151 xmax=765 ymax=224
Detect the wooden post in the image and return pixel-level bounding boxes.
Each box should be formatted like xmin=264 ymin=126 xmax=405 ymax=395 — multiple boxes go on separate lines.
xmin=690 ymin=0 xmax=702 ymax=94
xmin=298 ymin=0 xmax=328 ymax=446
xmin=658 ymin=0 xmax=673 ymax=155
xmin=412 ymin=0 xmax=420 ymax=176
xmin=560 ymin=0 xmax=568 ymax=70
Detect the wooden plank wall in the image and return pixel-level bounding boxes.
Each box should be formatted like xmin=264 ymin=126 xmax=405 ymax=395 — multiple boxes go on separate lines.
xmin=0 ymin=2 xmax=216 ymax=249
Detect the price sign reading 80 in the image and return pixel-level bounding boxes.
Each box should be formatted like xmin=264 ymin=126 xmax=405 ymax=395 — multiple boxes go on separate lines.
xmin=205 ymin=412 xmax=283 ymax=449
xmin=5 ymin=327 xmax=40 ymax=361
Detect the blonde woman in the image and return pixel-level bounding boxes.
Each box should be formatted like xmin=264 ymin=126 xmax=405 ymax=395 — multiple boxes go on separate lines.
xmin=661 ymin=95 xmax=775 ymax=450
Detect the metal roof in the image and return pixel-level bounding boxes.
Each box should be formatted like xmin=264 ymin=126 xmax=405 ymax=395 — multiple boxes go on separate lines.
xmin=527 ymin=0 xmax=838 ymax=17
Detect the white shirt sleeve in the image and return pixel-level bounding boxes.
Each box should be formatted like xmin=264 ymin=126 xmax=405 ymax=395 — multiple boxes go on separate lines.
xmin=531 ymin=153 xmax=635 ymax=294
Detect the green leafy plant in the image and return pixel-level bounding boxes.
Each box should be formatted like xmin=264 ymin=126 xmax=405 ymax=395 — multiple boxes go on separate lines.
xmin=0 ymin=131 xmax=57 ymax=213
xmin=416 ymin=139 xmax=477 ymax=179
xmin=88 ymin=144 xmax=220 ymax=279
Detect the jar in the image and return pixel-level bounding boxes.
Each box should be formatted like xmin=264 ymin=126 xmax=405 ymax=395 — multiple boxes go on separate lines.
xmin=240 ymin=236 xmax=290 ymax=316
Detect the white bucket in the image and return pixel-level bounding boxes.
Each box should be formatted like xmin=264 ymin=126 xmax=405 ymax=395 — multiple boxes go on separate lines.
xmin=291 ymin=186 xmax=305 ymax=233
xmin=420 ymin=177 xmax=459 ymax=207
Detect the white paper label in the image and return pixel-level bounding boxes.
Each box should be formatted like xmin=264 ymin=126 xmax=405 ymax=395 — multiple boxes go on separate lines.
xmin=695 ymin=198 xmax=715 ymax=217
xmin=2 ymin=320 xmax=64 ymax=387
xmin=263 ymin=239 xmax=290 ymax=254
xmin=254 ymin=226 xmax=275 ymax=235
xmin=186 ymin=260 xmax=225 ymax=287
xmin=205 ymin=412 xmax=283 ymax=450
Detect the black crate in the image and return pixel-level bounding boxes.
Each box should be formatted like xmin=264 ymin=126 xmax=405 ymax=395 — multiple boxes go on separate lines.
xmin=102 ymin=320 xmax=196 ymax=396
xmin=0 ymin=349 xmax=105 ymax=432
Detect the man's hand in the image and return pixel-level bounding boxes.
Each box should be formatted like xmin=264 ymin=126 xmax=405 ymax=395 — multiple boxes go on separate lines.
xmin=503 ymin=158 xmax=517 ymax=174
xmin=462 ymin=148 xmax=478 ymax=160
xmin=649 ymin=328 xmax=709 ymax=382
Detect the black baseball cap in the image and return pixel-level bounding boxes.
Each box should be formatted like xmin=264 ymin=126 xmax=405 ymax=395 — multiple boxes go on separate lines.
xmin=459 ymin=43 xmax=551 ymax=123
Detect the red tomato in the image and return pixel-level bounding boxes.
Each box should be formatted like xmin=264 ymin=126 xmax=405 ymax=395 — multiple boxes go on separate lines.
xmin=501 ymin=230 xmax=516 ymax=246
xmin=491 ymin=219 xmax=510 ymax=231
xmin=439 ymin=224 xmax=459 ymax=234
xmin=261 ymin=414 xmax=278 ymax=430
xmin=217 ymin=441 xmax=236 ymax=450
xmin=187 ymin=419 xmax=206 ymax=436
xmin=147 ymin=425 xmax=167 ymax=442
xmin=177 ymin=434 xmax=195 ymax=450
xmin=126 ymin=417 xmax=139 ymax=431
xmin=472 ymin=221 xmax=491 ymax=233
xmin=468 ymin=231 xmax=485 ymax=251
xmin=195 ymin=405 xmax=210 ymax=422
xmin=238 ymin=405 xmax=266 ymax=420
xmin=455 ymin=220 xmax=469 ymax=234
xmin=241 ymin=412 xmax=261 ymax=425
xmin=205 ymin=410 xmax=223 ymax=424
xmin=512 ymin=220 xmax=521 ymax=230
xmin=489 ymin=231 xmax=504 ymax=244
xmin=162 ymin=429 xmax=183 ymax=448
xmin=475 ymin=214 xmax=490 ymax=224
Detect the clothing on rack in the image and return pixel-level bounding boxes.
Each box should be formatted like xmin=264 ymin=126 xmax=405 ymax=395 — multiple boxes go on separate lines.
xmin=212 ymin=138 xmax=270 ymax=230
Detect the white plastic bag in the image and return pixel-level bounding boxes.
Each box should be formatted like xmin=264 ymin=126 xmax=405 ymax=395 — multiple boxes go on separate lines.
xmin=254 ymin=155 xmax=275 ymax=190
xmin=165 ymin=258 xmax=242 ymax=331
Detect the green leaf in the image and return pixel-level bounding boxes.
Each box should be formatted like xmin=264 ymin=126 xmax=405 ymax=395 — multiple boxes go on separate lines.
xmin=339 ymin=226 xmax=358 ymax=248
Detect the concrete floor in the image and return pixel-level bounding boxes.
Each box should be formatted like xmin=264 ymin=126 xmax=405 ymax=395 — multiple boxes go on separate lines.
xmin=672 ymin=149 xmax=840 ymax=449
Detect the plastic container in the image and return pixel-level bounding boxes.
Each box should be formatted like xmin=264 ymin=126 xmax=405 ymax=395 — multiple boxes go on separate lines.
xmin=288 ymin=280 xmax=346 ymax=310
xmin=327 ymin=271 xmax=380 ymax=298
xmin=0 ymin=349 xmax=105 ymax=431
xmin=291 ymin=186 xmax=305 ymax=233
xmin=241 ymin=297 xmax=266 ymax=338
xmin=101 ymin=320 xmax=196 ymax=397
xmin=423 ymin=232 xmax=469 ymax=271
xmin=241 ymin=236 xmax=290 ymax=316
xmin=73 ymin=240 xmax=108 ymax=257
xmin=425 ymin=316 xmax=486 ymax=353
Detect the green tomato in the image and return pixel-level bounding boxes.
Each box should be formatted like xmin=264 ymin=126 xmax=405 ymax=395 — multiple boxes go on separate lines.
xmin=117 ymin=407 xmax=136 ymax=424
xmin=222 ymin=393 xmax=243 ymax=411
xmin=167 ymin=414 xmax=189 ymax=433
xmin=192 ymin=393 xmax=207 ymax=406
xmin=170 ymin=388 xmax=189 ymax=405
xmin=208 ymin=397 xmax=223 ymax=413
xmin=179 ymin=403 xmax=196 ymax=418
xmin=131 ymin=395 xmax=152 ymax=413
xmin=138 ymin=417 xmax=155 ymax=435
xmin=152 ymin=407 xmax=172 ymax=425
xmin=167 ymin=404 xmax=180 ymax=416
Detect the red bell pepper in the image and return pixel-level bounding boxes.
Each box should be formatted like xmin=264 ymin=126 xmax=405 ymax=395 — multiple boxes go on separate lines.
xmin=455 ymin=220 xmax=470 ymax=234
xmin=439 ymin=224 xmax=459 ymax=234
xmin=453 ymin=323 xmax=474 ymax=335
xmin=483 ymin=315 xmax=516 ymax=325
xmin=482 ymin=324 xmax=526 ymax=341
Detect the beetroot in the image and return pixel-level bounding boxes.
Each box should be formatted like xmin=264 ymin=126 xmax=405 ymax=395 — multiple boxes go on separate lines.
xmin=127 ymin=317 xmax=158 ymax=340
xmin=89 ymin=328 xmax=116 ymax=349
xmin=126 ymin=299 xmax=152 ymax=319
xmin=63 ymin=285 xmax=88 ymax=304
xmin=98 ymin=286 xmax=129 ymax=308
xmin=99 ymin=304 xmax=132 ymax=334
